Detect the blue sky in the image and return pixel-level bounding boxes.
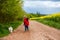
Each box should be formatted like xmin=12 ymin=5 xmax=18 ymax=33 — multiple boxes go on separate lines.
xmin=23 ymin=0 xmax=60 ymax=14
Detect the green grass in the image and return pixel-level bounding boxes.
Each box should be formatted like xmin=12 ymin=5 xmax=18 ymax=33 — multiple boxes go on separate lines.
xmin=0 ymin=21 xmax=22 ymax=37
xmin=37 ymin=19 xmax=60 ymax=29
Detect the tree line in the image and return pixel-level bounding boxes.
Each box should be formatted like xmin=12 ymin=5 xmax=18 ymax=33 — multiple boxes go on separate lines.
xmin=0 ymin=0 xmax=25 ymax=23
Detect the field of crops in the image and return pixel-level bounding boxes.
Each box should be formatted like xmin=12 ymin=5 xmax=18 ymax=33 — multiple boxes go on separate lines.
xmin=30 ymin=13 xmax=60 ymax=29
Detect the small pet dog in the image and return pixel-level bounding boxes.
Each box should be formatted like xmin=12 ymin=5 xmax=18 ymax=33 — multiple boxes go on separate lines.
xmin=8 ymin=26 xmax=13 ymax=33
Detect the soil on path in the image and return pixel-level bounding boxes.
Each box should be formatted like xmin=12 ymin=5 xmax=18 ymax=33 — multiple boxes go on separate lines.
xmin=1 ymin=21 xmax=60 ymax=40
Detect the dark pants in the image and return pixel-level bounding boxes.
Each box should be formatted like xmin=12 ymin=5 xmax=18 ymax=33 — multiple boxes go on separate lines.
xmin=24 ymin=25 xmax=29 ymax=31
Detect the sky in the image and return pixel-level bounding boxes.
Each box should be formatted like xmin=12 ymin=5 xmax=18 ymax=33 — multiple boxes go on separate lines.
xmin=23 ymin=0 xmax=60 ymax=14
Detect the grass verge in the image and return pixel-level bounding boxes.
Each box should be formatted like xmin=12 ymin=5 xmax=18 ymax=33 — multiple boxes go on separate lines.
xmin=0 ymin=21 xmax=22 ymax=37
xmin=36 ymin=19 xmax=60 ymax=29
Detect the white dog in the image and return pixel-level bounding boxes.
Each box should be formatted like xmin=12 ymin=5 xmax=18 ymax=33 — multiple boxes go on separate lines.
xmin=8 ymin=26 xmax=13 ymax=33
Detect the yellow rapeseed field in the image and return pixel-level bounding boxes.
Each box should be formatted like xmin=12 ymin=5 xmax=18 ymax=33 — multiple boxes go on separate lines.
xmin=30 ymin=13 xmax=60 ymax=20
xmin=40 ymin=13 xmax=60 ymax=18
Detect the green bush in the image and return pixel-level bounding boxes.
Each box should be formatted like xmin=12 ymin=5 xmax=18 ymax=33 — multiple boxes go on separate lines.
xmin=0 ymin=0 xmax=25 ymax=37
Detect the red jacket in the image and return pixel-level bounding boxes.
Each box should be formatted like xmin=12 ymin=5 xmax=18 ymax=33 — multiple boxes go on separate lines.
xmin=24 ymin=18 xmax=29 ymax=26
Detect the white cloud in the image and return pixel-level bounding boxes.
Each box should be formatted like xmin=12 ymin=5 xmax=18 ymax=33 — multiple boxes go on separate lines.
xmin=25 ymin=0 xmax=60 ymax=1
xmin=23 ymin=1 xmax=60 ymax=8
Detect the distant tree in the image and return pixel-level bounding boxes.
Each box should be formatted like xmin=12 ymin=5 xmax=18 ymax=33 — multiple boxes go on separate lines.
xmin=36 ymin=12 xmax=41 ymax=17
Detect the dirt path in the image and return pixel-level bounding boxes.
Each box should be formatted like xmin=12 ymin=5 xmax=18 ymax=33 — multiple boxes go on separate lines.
xmin=1 ymin=21 xmax=60 ymax=40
